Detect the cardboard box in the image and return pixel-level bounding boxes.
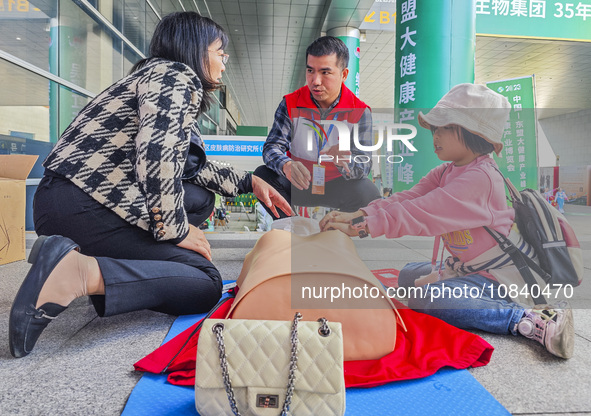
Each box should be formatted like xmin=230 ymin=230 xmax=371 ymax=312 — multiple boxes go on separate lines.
xmin=0 ymin=155 xmax=38 ymax=265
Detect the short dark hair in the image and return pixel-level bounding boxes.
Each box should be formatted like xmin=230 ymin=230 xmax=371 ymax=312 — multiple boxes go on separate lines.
xmin=430 ymin=125 xmax=495 ymax=155
xmin=305 ymin=36 xmax=349 ymax=70
xmin=458 ymin=127 xmax=495 ymax=155
xmin=131 ymin=12 xmax=228 ymax=113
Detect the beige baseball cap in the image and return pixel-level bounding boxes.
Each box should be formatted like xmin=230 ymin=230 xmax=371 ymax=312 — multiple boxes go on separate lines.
xmin=418 ymin=83 xmax=511 ymax=156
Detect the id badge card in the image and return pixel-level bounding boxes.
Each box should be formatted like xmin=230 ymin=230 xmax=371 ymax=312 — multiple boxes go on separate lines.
xmin=311 ymin=164 xmax=325 ymax=195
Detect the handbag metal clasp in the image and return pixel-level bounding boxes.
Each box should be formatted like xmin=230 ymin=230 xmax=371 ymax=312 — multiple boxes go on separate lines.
xmin=256 ymin=394 xmax=279 ymax=408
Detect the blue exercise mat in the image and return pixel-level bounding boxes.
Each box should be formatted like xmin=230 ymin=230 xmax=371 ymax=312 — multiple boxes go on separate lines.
xmin=122 ymin=313 xmax=510 ymax=416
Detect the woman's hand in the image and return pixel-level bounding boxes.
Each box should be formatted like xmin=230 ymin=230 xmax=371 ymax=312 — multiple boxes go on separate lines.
xmin=319 ymin=209 xmax=366 ymax=237
xmin=177 ymin=224 xmax=212 ymax=261
xmin=252 ymin=175 xmax=293 ymax=218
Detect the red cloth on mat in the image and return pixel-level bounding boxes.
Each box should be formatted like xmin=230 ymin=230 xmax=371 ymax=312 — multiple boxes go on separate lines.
xmin=134 ymin=298 xmax=494 ymax=388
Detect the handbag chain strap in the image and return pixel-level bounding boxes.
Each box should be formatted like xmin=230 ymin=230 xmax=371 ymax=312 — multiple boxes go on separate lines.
xmin=213 ymin=313 xmax=330 ymax=416
xmin=282 ymin=313 xmax=302 ymax=415
xmin=213 ymin=320 xmax=240 ymax=415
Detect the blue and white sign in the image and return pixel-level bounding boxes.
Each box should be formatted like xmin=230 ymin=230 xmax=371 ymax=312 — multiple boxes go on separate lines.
xmin=203 ymin=140 xmax=264 ymax=156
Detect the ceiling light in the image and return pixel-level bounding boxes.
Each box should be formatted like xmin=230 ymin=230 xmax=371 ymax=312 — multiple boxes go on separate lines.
xmin=16 ymin=37 xmax=21 ymax=40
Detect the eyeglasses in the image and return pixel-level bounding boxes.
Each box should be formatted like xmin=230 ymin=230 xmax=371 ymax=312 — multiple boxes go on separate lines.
xmin=209 ymin=50 xmax=229 ymax=64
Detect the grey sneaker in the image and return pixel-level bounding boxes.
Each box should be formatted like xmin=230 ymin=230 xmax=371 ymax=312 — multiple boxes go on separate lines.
xmin=517 ymin=301 xmax=574 ymax=359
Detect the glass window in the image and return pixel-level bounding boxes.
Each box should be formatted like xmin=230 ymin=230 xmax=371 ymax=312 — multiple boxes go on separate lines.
xmin=199 ymin=114 xmax=218 ymax=135
xmin=124 ymin=0 xmax=148 ymax=54
xmin=154 ymin=0 xmax=184 ymax=18
xmin=145 ymin=6 xmax=159 ymax=49
xmin=122 ymin=43 xmax=141 ymax=75
xmin=0 ymin=59 xmax=90 ymax=147
xmin=0 ymin=59 xmax=51 ymax=144
xmin=0 ymin=0 xmax=57 ymax=72
xmin=183 ymin=2 xmax=198 ymax=13
xmin=52 ymin=84 xmax=92 ymax=141
xmin=111 ymin=0 xmax=151 ymax=56
xmin=58 ymin=0 xmax=141 ymax=92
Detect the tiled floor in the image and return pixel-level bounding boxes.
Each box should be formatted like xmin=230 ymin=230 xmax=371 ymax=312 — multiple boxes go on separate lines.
xmin=1 ymin=204 xmax=590 ymax=415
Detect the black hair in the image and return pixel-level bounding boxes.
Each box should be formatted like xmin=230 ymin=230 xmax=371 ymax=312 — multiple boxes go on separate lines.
xmin=130 ymin=11 xmax=228 ymax=113
xmin=458 ymin=127 xmax=495 ymax=155
xmin=430 ymin=125 xmax=495 ymax=155
xmin=305 ymin=36 xmax=349 ymax=70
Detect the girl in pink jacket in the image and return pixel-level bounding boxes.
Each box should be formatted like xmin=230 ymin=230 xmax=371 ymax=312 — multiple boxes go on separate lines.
xmin=321 ymin=83 xmax=574 ymax=359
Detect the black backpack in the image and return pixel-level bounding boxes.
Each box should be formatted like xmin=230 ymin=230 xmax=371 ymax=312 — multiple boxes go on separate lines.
xmin=216 ymin=208 xmax=227 ymax=221
xmin=484 ymin=168 xmax=583 ymax=304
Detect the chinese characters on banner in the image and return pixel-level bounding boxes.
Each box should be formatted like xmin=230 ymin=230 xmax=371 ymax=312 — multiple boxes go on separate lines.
xmin=486 ymin=76 xmax=538 ymax=190
xmin=0 ymin=0 xmax=41 ymax=13
xmin=476 ymin=0 xmax=591 ymax=19
xmin=203 ymin=140 xmax=263 ymax=156
xmin=476 ymin=0 xmax=591 ymax=42
xmin=394 ymin=0 xmax=418 ymax=189
xmin=392 ymin=0 xmax=475 ymax=191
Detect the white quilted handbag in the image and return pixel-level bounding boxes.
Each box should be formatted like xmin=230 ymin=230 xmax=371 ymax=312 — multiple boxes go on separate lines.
xmin=195 ymin=313 xmax=345 ymax=416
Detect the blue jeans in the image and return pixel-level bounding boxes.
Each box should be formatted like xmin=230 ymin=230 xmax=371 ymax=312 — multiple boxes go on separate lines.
xmin=398 ymin=262 xmax=525 ymax=335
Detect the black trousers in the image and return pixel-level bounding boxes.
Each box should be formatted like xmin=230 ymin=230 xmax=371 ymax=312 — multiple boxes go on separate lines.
xmin=33 ymin=174 xmax=221 ymax=317
xmin=253 ymin=165 xmax=381 ymax=219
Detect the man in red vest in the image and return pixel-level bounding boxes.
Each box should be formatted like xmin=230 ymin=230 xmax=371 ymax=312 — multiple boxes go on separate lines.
xmin=254 ymin=36 xmax=380 ymax=218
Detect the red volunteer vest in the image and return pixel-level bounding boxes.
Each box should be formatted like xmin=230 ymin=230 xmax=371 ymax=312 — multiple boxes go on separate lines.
xmin=284 ymin=84 xmax=370 ymax=182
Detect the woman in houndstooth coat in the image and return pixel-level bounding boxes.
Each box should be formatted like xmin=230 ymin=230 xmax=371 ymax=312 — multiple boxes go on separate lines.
xmin=9 ymin=12 xmax=290 ymax=358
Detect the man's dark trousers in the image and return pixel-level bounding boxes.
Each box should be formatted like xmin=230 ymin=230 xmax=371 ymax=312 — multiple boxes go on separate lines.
xmin=254 ymin=165 xmax=380 ymax=219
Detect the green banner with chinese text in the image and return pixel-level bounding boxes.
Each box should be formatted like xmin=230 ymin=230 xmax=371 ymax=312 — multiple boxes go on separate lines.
xmin=486 ymin=76 xmax=538 ymax=191
xmin=476 ymin=0 xmax=591 ymax=42
xmin=393 ymin=0 xmax=476 ymax=192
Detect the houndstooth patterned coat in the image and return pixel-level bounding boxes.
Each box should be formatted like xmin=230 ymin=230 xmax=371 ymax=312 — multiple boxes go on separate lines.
xmin=44 ymin=58 xmax=248 ymax=243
